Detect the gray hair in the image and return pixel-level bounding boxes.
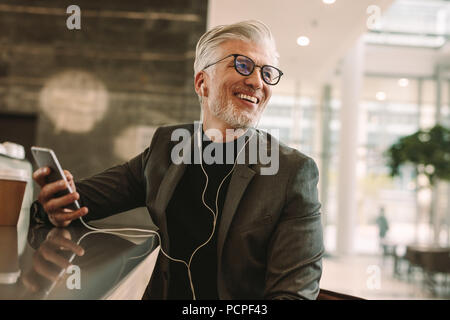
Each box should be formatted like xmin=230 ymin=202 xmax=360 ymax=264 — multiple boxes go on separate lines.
xmin=193 ymin=20 xmax=279 ymax=76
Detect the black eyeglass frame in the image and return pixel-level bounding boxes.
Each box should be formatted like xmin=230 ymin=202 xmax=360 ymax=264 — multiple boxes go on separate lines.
xmin=202 ymin=53 xmax=283 ymax=86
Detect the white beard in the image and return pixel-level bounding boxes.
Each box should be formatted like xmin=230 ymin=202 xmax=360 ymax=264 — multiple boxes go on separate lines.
xmin=209 ymin=97 xmax=262 ymax=129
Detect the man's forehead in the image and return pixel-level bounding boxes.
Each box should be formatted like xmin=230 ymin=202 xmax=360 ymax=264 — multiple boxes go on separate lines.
xmin=217 ymin=39 xmax=278 ymax=66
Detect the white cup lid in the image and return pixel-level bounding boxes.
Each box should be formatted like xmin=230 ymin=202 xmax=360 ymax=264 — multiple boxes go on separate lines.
xmin=0 ymin=168 xmax=28 ymax=182
xmin=0 ymin=270 xmax=21 ymax=284
xmin=2 ymin=142 xmax=25 ymax=160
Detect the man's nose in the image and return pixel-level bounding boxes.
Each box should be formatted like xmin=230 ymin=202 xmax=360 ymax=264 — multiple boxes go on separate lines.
xmin=244 ymin=68 xmax=264 ymax=90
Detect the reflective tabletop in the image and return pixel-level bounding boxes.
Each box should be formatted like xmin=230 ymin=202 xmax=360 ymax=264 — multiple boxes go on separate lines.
xmin=0 ymin=216 xmax=159 ymax=300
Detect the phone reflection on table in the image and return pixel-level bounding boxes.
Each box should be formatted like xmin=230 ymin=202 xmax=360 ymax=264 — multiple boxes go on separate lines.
xmin=21 ymin=227 xmax=84 ymax=299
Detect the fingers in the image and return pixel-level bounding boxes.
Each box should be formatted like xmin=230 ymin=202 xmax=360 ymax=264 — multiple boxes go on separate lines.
xmin=32 ymin=166 xmax=50 ymax=187
xmin=32 ymin=231 xmax=85 ymax=281
xmin=48 ymin=207 xmax=88 ymax=227
xmin=38 ymin=241 xmax=84 ymax=269
xmin=44 ymin=191 xmax=79 ymax=213
xmin=34 ymin=168 xmax=84 ymax=227
xmin=63 ymin=170 xmax=76 ymax=191
xmin=63 ymin=170 xmax=73 ymax=181
xmin=38 ymin=179 xmax=74 ymax=210
xmin=32 ymin=253 xmax=62 ymax=281
xmin=47 ymin=227 xmax=72 ymax=241
xmin=38 ymin=245 xmax=72 ymax=270
xmin=21 ymin=272 xmax=40 ymax=292
xmin=34 ymin=168 xmax=77 ymax=206
xmin=46 ymin=233 xmax=85 ymax=257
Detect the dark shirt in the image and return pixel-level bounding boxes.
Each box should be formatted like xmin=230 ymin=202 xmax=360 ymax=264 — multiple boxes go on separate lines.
xmin=166 ymin=132 xmax=241 ymax=299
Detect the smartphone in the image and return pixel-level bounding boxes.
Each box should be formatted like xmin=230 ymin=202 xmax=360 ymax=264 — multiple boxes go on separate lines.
xmin=31 ymin=146 xmax=80 ymax=211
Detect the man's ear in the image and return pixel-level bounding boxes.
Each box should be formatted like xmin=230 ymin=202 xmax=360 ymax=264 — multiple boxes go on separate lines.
xmin=194 ymin=71 xmax=208 ymax=98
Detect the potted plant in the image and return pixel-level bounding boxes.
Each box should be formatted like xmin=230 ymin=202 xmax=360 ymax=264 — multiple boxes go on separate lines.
xmin=385 ymin=124 xmax=450 ymax=245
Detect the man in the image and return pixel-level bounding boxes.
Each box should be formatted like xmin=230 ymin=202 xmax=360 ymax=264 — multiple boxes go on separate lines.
xmin=32 ymin=20 xmax=324 ymax=299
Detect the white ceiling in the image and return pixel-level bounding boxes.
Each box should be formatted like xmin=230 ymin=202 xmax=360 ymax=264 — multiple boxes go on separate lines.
xmin=207 ymin=0 xmax=395 ymax=95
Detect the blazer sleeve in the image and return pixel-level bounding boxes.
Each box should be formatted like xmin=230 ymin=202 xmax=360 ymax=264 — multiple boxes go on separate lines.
xmin=74 ymin=127 xmax=161 ymax=221
xmin=264 ymin=156 xmax=324 ymax=299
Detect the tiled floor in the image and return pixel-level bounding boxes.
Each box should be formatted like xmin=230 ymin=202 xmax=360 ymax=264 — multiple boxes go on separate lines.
xmin=320 ymin=253 xmax=450 ymax=300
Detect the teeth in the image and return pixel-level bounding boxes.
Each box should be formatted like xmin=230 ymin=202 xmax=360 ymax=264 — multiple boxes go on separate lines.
xmin=237 ymin=93 xmax=258 ymax=104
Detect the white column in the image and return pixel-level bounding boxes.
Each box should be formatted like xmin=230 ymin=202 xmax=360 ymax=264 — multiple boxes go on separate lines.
xmin=448 ymin=80 xmax=450 ymax=247
xmin=290 ymin=80 xmax=302 ymax=150
xmin=319 ymin=84 xmax=332 ymax=241
xmin=336 ymin=36 xmax=365 ymax=255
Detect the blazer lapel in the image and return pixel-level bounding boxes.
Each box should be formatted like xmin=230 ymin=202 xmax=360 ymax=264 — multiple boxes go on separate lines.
xmin=217 ymin=128 xmax=261 ymax=266
xmin=153 ymin=162 xmax=186 ymax=251
xmin=153 ymin=127 xmax=196 ymax=251
xmin=217 ymin=163 xmax=256 ymax=261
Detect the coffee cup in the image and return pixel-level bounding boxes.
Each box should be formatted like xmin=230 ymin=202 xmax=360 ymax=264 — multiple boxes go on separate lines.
xmin=0 ymin=226 xmax=20 ymax=284
xmin=0 ymin=168 xmax=28 ymax=226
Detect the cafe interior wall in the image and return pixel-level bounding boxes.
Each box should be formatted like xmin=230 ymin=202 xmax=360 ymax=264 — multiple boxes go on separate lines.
xmin=0 ymin=0 xmax=207 ymax=184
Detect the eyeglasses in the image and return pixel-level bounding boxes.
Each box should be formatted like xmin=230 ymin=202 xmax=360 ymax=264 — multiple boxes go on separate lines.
xmin=203 ymin=54 xmax=283 ymax=86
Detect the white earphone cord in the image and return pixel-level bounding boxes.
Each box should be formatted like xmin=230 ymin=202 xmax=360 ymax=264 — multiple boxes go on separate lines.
xmin=77 ymin=124 xmax=257 ymax=300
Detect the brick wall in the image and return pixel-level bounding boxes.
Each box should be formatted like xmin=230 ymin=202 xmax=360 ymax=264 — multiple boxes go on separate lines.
xmin=0 ymin=0 xmax=207 ymax=179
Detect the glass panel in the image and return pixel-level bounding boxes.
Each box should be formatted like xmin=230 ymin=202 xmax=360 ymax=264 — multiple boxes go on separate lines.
xmin=365 ymin=0 xmax=450 ymax=48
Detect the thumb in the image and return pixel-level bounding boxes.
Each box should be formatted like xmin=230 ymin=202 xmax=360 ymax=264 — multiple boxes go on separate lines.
xmin=32 ymin=167 xmax=50 ymax=188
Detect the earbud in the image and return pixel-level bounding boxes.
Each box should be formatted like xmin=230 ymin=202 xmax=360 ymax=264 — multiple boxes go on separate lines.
xmin=200 ymin=83 xmax=207 ymax=97
xmin=197 ymin=123 xmax=202 ymax=149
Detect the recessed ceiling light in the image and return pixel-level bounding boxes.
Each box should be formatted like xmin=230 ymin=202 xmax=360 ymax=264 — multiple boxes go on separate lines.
xmin=297 ymin=36 xmax=310 ymax=46
xmin=323 ymin=0 xmax=336 ymax=4
xmin=376 ymin=91 xmax=386 ymax=101
xmin=398 ymin=78 xmax=409 ymax=87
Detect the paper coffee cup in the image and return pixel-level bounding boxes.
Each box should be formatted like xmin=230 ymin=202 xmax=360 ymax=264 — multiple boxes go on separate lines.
xmin=0 ymin=169 xmax=28 ymax=226
xmin=0 ymin=227 xmax=20 ymax=284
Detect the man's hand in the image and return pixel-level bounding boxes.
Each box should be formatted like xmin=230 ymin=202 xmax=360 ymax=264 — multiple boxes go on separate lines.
xmin=32 ymin=167 xmax=88 ymax=227
xmin=21 ymin=228 xmax=85 ymax=293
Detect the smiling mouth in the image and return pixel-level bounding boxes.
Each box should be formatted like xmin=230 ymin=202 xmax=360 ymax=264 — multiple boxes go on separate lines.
xmin=235 ymin=93 xmax=259 ymax=104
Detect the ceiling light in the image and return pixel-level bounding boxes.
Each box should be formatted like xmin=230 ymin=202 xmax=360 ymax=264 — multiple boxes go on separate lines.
xmin=323 ymin=0 xmax=336 ymax=4
xmin=398 ymin=78 xmax=409 ymax=87
xmin=297 ymin=36 xmax=310 ymax=46
xmin=376 ymin=91 xmax=386 ymax=101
